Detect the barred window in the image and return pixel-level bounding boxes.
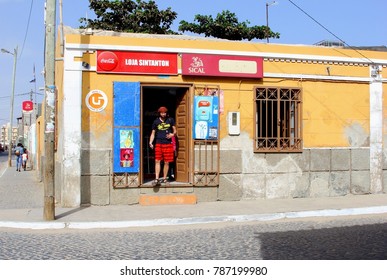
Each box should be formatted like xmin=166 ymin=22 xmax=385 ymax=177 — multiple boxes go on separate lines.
xmin=254 ymin=87 xmax=302 ymax=152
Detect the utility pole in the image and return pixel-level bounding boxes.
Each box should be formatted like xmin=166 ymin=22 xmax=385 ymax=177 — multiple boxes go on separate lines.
xmin=43 ymin=0 xmax=56 ymax=221
xmin=266 ymin=2 xmax=269 ymax=43
xmin=266 ymin=1 xmax=277 ymax=43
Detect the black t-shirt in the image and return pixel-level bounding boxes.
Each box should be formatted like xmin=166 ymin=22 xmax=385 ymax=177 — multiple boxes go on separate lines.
xmin=152 ymin=117 xmax=175 ymax=144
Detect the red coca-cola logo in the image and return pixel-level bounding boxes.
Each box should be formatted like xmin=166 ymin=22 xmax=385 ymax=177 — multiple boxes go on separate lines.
xmin=22 ymin=101 xmax=33 ymax=112
xmin=97 ymin=51 xmax=118 ymax=71
xmin=198 ymin=100 xmax=210 ymax=107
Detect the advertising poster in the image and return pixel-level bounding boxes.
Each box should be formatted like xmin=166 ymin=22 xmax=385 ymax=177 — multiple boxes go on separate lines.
xmin=119 ymin=129 xmax=134 ymax=167
xmin=113 ymin=128 xmax=140 ymax=173
xmin=193 ymin=96 xmax=219 ymax=140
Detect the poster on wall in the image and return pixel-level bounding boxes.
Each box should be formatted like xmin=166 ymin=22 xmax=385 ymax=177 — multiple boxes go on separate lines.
xmin=113 ymin=128 xmax=140 ymax=172
xmin=193 ymin=96 xmax=219 ymax=140
xmin=119 ymin=130 xmax=135 ymax=167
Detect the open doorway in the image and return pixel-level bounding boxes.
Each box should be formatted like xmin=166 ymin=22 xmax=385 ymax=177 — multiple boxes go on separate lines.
xmin=142 ymin=85 xmax=191 ymax=185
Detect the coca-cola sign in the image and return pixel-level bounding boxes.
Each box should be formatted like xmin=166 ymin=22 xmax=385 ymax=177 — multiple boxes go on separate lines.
xmin=96 ymin=51 xmax=178 ymax=75
xmin=97 ymin=51 xmax=119 ymax=71
xmin=22 ymin=100 xmax=33 ymax=113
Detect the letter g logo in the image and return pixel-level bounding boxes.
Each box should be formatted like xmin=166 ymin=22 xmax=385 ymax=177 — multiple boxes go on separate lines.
xmin=85 ymin=90 xmax=108 ymax=112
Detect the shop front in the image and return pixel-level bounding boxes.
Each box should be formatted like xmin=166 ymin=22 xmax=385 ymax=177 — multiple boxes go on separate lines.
xmin=51 ymin=26 xmax=387 ymax=207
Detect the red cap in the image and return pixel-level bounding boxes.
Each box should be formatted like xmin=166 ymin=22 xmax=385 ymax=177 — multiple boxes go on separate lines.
xmin=158 ymin=106 xmax=168 ymax=113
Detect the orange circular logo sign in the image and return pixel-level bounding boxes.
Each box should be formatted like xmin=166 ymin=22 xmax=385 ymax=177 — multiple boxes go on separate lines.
xmin=85 ymin=90 xmax=108 ymax=112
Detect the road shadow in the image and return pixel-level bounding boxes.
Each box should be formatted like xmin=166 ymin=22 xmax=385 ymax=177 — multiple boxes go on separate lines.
xmin=257 ymin=222 xmax=387 ymax=259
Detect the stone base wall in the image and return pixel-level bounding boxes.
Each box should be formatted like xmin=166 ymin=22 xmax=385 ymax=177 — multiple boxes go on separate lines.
xmin=76 ymin=146 xmax=386 ymax=206
xmin=218 ymin=147 xmax=381 ymax=200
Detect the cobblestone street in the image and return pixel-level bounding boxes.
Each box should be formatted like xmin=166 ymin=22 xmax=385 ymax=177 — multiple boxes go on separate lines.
xmin=1 ymin=214 xmax=387 ymax=260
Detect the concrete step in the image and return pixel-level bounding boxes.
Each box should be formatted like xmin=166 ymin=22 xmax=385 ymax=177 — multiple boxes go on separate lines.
xmin=139 ymin=194 xmax=197 ymax=206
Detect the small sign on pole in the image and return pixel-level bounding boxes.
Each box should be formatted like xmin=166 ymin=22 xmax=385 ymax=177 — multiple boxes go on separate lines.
xmin=22 ymin=100 xmax=33 ymax=113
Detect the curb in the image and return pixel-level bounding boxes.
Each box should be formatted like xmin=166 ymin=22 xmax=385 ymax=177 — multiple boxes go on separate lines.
xmin=1 ymin=205 xmax=387 ymax=230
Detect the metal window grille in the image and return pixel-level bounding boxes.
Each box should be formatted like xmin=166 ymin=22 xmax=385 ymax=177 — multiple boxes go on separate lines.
xmin=192 ymin=85 xmax=220 ymax=186
xmin=254 ymin=87 xmax=302 ymax=152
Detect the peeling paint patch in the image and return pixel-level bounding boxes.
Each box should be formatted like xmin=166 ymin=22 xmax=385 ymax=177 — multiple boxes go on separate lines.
xmin=241 ymin=174 xmax=265 ymax=199
xmin=310 ymin=172 xmax=330 ymax=197
xmin=383 ymin=138 xmax=387 ymax=168
xmin=344 ymin=122 xmax=369 ymax=147
xmin=45 ymin=85 xmax=56 ymax=133
xmin=222 ymin=132 xmax=304 ymax=199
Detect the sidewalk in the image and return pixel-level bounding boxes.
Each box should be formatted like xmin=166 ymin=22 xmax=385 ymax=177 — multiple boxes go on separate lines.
xmin=1 ymin=159 xmax=387 ymax=230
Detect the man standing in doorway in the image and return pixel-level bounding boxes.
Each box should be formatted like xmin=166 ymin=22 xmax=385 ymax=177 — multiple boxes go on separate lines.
xmin=149 ymin=106 xmax=176 ymax=186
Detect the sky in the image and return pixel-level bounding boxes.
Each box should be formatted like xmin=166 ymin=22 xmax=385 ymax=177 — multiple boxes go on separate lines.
xmin=0 ymin=0 xmax=386 ymax=128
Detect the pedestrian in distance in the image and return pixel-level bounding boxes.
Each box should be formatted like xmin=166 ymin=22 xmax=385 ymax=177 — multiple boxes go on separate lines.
xmin=149 ymin=106 xmax=176 ymax=186
xmin=22 ymin=148 xmax=28 ymax=171
xmin=14 ymin=143 xmax=24 ymax=172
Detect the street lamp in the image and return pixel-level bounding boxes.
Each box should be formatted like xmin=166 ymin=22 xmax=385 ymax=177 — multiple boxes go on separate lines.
xmin=266 ymin=1 xmax=277 ymax=43
xmin=1 ymin=46 xmax=18 ymax=167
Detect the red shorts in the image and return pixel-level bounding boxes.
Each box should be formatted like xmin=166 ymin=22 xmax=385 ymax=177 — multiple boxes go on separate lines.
xmin=154 ymin=143 xmax=174 ymax=162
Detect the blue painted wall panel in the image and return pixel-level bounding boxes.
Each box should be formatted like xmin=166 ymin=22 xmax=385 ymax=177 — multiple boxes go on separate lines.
xmin=113 ymin=82 xmax=140 ymax=127
xmin=113 ymin=82 xmax=141 ymax=173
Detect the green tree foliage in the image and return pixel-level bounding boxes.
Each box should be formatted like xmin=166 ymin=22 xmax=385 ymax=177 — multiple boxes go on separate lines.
xmin=179 ymin=10 xmax=280 ymax=41
xmin=79 ymin=0 xmax=178 ymax=34
xmin=79 ymin=1 xmax=280 ymax=41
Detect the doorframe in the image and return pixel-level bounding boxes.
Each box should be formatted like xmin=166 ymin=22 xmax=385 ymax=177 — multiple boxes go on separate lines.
xmin=140 ymin=83 xmax=193 ymax=186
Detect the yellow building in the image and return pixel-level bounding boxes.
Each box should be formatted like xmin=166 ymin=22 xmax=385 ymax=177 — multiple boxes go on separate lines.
xmin=48 ymin=26 xmax=386 ymax=207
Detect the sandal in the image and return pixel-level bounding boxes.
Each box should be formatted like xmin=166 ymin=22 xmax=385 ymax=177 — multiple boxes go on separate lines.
xmin=160 ymin=177 xmax=168 ymax=184
xmin=152 ymin=179 xmax=160 ymax=186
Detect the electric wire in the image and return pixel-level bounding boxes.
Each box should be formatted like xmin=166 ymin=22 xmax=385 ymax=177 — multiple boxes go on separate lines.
xmin=0 ymin=92 xmax=43 ymax=99
xmin=287 ymin=0 xmax=375 ymax=64
xmin=19 ymin=0 xmax=34 ymax=59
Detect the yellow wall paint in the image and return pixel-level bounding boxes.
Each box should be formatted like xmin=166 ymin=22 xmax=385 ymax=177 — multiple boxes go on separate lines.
xmin=302 ymin=82 xmax=369 ymax=147
xmin=264 ymin=60 xmax=370 ymax=77
xmin=66 ymin=31 xmax=387 ymax=60
xmin=61 ymin=29 xmax=386 ymax=149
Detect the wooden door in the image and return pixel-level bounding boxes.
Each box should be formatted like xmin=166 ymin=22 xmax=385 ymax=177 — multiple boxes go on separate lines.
xmin=175 ymin=89 xmax=190 ymax=182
